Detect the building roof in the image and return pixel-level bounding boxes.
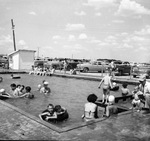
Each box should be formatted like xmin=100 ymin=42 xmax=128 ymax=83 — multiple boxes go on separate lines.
xmin=8 ymin=49 xmax=36 ymax=56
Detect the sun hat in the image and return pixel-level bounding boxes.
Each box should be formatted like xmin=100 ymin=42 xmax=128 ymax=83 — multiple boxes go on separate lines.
xmin=44 ymin=81 xmax=49 ymax=85
xmin=139 ymin=74 xmax=146 ymax=82
xmin=108 ymin=95 xmax=115 ymax=104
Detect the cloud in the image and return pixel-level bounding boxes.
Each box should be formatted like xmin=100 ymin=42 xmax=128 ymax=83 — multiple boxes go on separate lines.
xmin=43 ymin=46 xmax=53 ymax=50
xmin=95 ymin=12 xmax=101 ymax=16
xmin=0 ymin=27 xmax=5 ymax=31
xmin=135 ymin=25 xmax=150 ymax=35
xmin=65 ymin=23 xmax=85 ymax=31
xmin=29 ymin=11 xmax=37 ymax=15
xmin=52 ymin=35 xmax=62 ymax=40
xmin=88 ymin=39 xmax=102 ymax=44
xmin=135 ymin=46 xmax=148 ymax=52
xmin=131 ymin=36 xmax=145 ymax=42
xmin=112 ymin=20 xmax=124 ymax=23
xmin=79 ymin=33 xmax=87 ymax=39
xmin=83 ymin=0 xmax=118 ymax=9
xmin=17 ymin=40 xmax=28 ymax=49
xmin=0 ymin=35 xmax=12 ymax=45
xmin=68 ymin=35 xmax=76 ymax=41
xmin=74 ymin=11 xmax=86 ymax=16
xmin=98 ymin=42 xmax=110 ymax=46
xmin=18 ymin=40 xmax=26 ymax=46
xmin=63 ymin=44 xmax=83 ymax=53
xmin=122 ymin=43 xmax=133 ymax=48
xmin=105 ymin=35 xmax=117 ymax=43
xmin=116 ymin=0 xmax=150 ymax=15
xmin=138 ymin=47 xmax=147 ymax=51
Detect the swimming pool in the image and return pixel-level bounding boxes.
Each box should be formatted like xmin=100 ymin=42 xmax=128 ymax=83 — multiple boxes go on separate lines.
xmin=0 ymin=74 xmax=135 ymax=128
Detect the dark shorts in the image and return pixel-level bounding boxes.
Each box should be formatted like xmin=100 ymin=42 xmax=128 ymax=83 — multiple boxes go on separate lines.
xmin=103 ymin=85 xmax=110 ymax=95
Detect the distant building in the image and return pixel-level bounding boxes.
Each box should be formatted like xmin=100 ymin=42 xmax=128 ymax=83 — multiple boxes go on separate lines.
xmin=8 ymin=49 xmax=36 ymax=70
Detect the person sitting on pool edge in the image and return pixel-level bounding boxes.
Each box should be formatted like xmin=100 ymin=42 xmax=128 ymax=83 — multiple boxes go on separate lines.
xmin=24 ymin=86 xmax=34 ymax=99
xmin=40 ymin=81 xmax=51 ymax=95
xmin=82 ymin=93 xmax=99 ymax=121
xmin=39 ymin=104 xmax=57 ymax=122
xmin=130 ymin=86 xmax=144 ymax=112
xmin=103 ymin=95 xmax=118 ymax=117
xmin=121 ymin=82 xmax=130 ymax=96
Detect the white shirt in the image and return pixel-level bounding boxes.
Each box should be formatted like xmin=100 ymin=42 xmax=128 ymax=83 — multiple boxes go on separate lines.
xmin=84 ymin=102 xmax=97 ymax=119
xmin=144 ymin=81 xmax=150 ymax=95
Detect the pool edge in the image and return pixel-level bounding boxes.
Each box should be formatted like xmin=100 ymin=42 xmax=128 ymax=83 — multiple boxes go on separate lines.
xmin=0 ymin=99 xmax=133 ymax=133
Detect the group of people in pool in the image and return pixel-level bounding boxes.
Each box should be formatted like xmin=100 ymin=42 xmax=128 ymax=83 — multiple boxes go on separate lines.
xmin=0 ymin=83 xmax=34 ymax=99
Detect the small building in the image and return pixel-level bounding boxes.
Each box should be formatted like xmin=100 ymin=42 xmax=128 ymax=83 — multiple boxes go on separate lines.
xmin=8 ymin=49 xmax=36 ymax=70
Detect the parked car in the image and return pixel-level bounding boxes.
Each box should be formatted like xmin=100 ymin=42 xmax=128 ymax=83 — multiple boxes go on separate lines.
xmin=34 ymin=60 xmax=47 ymax=68
xmin=44 ymin=60 xmax=80 ymax=71
xmin=45 ymin=61 xmax=63 ymax=70
xmin=0 ymin=56 xmax=9 ymax=69
xmin=114 ymin=61 xmax=131 ymax=76
xmin=132 ymin=65 xmax=150 ymax=78
xmin=77 ymin=61 xmax=110 ymax=73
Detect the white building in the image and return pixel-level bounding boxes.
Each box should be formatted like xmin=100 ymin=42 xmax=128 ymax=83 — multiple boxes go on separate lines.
xmin=8 ymin=49 xmax=36 ymax=70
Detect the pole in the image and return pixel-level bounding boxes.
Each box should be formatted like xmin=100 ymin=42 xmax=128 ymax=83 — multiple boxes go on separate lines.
xmin=11 ymin=19 xmax=16 ymax=51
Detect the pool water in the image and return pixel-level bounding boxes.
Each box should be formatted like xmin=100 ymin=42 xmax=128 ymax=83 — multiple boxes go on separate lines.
xmin=0 ymin=74 xmax=135 ymax=127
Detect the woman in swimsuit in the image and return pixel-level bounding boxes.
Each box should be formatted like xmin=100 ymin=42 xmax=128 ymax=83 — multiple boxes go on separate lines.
xmin=82 ymin=94 xmax=98 ymax=121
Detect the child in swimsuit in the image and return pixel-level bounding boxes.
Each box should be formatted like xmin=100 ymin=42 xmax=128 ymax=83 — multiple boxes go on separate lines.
xmin=104 ymin=95 xmax=118 ymax=117
xmin=24 ymin=86 xmax=34 ymax=99
xmin=98 ymin=73 xmax=113 ymax=103
xmin=130 ymin=86 xmax=142 ymax=112
xmin=121 ymin=83 xmax=130 ymax=96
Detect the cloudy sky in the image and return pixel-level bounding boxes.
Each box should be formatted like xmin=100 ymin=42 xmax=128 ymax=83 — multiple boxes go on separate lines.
xmin=0 ymin=0 xmax=150 ymax=62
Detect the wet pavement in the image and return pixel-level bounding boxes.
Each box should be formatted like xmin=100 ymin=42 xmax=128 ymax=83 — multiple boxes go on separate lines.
xmin=0 ymin=70 xmax=150 ymax=140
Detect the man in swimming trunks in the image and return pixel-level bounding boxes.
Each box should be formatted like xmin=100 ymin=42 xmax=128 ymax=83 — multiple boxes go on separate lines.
xmin=98 ymin=72 xmax=113 ymax=103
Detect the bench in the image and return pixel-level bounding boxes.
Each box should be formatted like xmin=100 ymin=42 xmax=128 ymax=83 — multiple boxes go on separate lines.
xmin=95 ymin=95 xmax=133 ymax=108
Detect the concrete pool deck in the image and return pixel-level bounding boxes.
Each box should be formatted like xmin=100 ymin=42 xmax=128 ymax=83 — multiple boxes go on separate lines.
xmin=0 ymin=69 xmax=150 ymax=140
xmin=0 ymin=99 xmax=150 ymax=140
